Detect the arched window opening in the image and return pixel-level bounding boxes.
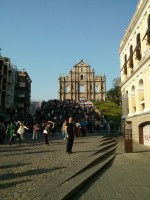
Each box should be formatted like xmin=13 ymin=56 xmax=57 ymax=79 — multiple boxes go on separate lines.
xmin=136 ymin=33 xmax=142 ymax=60
xmin=95 ymin=86 xmax=99 ymax=93
xmin=125 ymin=90 xmax=128 ymax=98
xmin=81 ymin=75 xmax=83 ymax=80
xmin=131 ymin=85 xmax=135 ymax=95
xmin=138 ymin=79 xmax=144 ymax=90
xmin=65 ymin=85 xmax=70 ymax=93
xmin=138 ymin=79 xmax=144 ymax=111
xmin=80 ymin=85 xmax=85 ymax=92
xmin=125 ymin=90 xmax=129 ymax=114
xmin=130 ymin=86 xmax=136 ymax=113
xmin=129 ymin=45 xmax=134 ymax=68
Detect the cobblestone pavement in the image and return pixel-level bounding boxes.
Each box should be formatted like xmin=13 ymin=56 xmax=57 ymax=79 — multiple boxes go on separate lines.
xmin=0 ymin=132 xmax=102 ymax=200
xmin=72 ymin=137 xmax=150 ymax=200
xmin=1 ymin=133 xmax=150 ymax=200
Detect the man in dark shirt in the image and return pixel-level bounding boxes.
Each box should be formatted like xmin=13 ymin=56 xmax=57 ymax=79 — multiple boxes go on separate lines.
xmin=66 ymin=117 xmax=75 ymax=154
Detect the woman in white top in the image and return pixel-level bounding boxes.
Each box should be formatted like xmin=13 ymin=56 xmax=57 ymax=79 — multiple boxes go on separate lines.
xmin=17 ymin=121 xmax=29 ymax=145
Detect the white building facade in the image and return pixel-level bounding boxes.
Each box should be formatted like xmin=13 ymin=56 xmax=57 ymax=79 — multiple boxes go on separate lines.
xmin=120 ymin=0 xmax=150 ymax=145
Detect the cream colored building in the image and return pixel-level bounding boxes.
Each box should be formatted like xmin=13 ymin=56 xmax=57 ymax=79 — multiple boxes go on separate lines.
xmin=58 ymin=60 xmax=106 ymax=102
xmin=120 ymin=0 xmax=150 ymax=145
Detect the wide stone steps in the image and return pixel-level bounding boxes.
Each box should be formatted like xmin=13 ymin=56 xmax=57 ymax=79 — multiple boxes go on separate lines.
xmin=44 ymin=136 xmax=118 ymax=200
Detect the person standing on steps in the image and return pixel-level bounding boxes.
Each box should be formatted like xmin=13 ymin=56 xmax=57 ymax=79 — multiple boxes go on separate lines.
xmin=6 ymin=121 xmax=16 ymax=145
xmin=43 ymin=121 xmax=54 ymax=145
xmin=17 ymin=121 xmax=29 ymax=145
xmin=32 ymin=123 xmax=40 ymax=139
xmin=61 ymin=119 xmax=67 ymax=140
xmin=66 ymin=117 xmax=75 ymax=154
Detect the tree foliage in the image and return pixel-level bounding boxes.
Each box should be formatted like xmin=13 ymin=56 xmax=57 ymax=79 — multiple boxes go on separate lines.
xmin=93 ymin=101 xmax=122 ymax=124
xmin=112 ymin=77 xmax=121 ymax=88
xmin=106 ymin=77 xmax=121 ymax=105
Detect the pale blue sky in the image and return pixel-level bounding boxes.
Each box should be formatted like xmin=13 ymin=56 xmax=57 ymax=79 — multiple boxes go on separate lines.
xmin=0 ymin=0 xmax=138 ymax=101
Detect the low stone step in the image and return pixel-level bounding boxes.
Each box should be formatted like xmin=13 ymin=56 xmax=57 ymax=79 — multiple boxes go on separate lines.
xmin=61 ymin=145 xmax=117 ymax=183
xmin=29 ymin=136 xmax=118 ymax=200
xmin=45 ymin=154 xmax=116 ymax=200
xmin=93 ymin=141 xmax=117 ymax=156
xmin=42 ymin=146 xmax=117 ymax=199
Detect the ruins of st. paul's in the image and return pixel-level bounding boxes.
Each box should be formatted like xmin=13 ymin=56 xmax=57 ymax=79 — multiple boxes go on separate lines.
xmin=58 ymin=60 xmax=106 ymax=101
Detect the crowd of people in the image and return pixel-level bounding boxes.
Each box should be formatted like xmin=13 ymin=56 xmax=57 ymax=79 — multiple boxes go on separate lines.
xmin=0 ymin=120 xmax=29 ymax=146
xmin=0 ymin=99 xmax=117 ymax=152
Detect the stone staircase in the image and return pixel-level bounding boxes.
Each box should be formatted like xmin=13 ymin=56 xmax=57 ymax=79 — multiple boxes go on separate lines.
xmin=44 ymin=136 xmax=118 ymax=200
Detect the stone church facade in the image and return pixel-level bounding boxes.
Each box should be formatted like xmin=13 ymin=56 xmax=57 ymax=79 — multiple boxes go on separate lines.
xmin=58 ymin=60 xmax=106 ymax=102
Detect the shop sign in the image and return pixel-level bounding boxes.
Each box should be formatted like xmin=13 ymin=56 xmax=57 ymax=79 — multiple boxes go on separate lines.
xmin=143 ymin=124 xmax=150 ymax=145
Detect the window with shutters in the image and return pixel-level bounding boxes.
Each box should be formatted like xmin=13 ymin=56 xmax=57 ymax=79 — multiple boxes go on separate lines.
xmin=136 ymin=33 xmax=142 ymax=60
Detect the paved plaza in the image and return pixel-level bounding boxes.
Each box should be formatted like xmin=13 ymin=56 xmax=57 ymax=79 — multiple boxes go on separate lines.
xmin=0 ymin=132 xmax=150 ymax=200
xmin=72 ymin=139 xmax=150 ymax=200
xmin=0 ymin=131 xmax=102 ymax=200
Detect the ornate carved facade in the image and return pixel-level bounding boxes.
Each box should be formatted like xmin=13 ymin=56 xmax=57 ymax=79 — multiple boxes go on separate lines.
xmin=58 ymin=60 xmax=106 ymax=101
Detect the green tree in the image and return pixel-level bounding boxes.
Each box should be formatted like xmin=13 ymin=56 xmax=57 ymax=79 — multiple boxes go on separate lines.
xmin=112 ymin=77 xmax=121 ymax=88
xmin=106 ymin=78 xmax=121 ymax=105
